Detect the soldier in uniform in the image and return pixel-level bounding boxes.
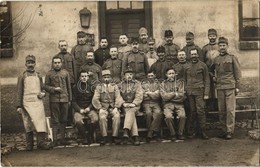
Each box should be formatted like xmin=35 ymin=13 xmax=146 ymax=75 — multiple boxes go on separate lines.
xmin=202 ymin=28 xmax=219 ymax=111
xmin=142 ymin=71 xmax=162 ymax=142
xmin=44 ymin=57 xmax=72 ymax=146
xmin=80 ymin=51 xmax=102 ymax=82
xmin=118 ymin=33 xmax=132 ymax=61
xmin=164 ymin=30 xmax=181 ymax=66
xmin=182 ymin=32 xmax=203 ymax=62
xmin=211 ymin=37 xmax=241 ymax=139
xmin=17 ymin=55 xmax=52 ymax=150
xmin=149 ymin=45 xmax=172 ymax=81
xmin=92 ymin=70 xmax=124 ymax=145
xmin=122 ymin=37 xmax=149 ymax=81
xmin=138 ymin=27 xmax=149 ymax=54
xmin=72 ymin=70 xmax=98 ymax=145
xmin=160 ymin=68 xmax=186 ymax=141
xmin=94 ymin=37 xmax=110 ymax=67
xmin=71 ymin=31 xmax=94 ymax=79
xmin=118 ymin=68 xmax=143 ymax=145
xmin=184 ymin=48 xmax=210 ymax=139
xmin=102 ymin=45 xmax=122 ymax=83
xmin=145 ymin=37 xmax=158 ymax=68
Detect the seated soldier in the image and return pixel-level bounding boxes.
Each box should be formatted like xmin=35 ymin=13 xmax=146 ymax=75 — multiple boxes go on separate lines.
xmin=160 ymin=68 xmax=186 ymax=141
xmin=72 ymin=70 xmax=98 ymax=145
xmin=92 ymin=70 xmax=124 ymax=145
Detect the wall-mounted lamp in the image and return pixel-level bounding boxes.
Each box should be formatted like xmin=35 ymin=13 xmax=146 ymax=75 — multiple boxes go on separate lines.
xmin=79 ymin=7 xmax=91 ymax=29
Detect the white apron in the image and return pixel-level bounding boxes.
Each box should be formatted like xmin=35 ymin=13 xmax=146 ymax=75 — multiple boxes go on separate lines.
xmin=23 ymin=73 xmax=47 ymax=132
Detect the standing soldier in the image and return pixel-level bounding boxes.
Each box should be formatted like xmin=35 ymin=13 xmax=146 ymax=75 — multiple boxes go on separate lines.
xmin=122 ymin=37 xmax=149 ymax=81
xmin=17 ymin=55 xmax=52 ymax=151
xmin=184 ymin=48 xmax=210 ymax=139
xmin=202 ymin=28 xmax=219 ymax=111
xmin=44 ymin=57 xmax=72 ymax=146
xmin=118 ymin=33 xmax=132 ymax=61
xmin=149 ymin=45 xmax=172 ymax=81
xmin=164 ymin=30 xmax=181 ymax=66
xmin=54 ymin=40 xmax=75 ymax=125
xmin=145 ymin=37 xmax=158 ymax=68
xmin=138 ymin=27 xmax=149 ymax=54
xmin=118 ymin=68 xmax=143 ymax=145
xmin=211 ymin=37 xmax=241 ymax=139
xmin=72 ymin=70 xmax=98 ymax=145
xmin=182 ymin=32 xmax=203 ymax=62
xmin=102 ymin=46 xmax=122 ymax=83
xmin=71 ymin=31 xmax=94 ymax=78
xmin=142 ymin=71 xmax=162 ymax=142
xmin=94 ymin=37 xmax=110 ymax=67
xmin=92 ymin=70 xmax=124 ymax=145
xmin=160 ymin=68 xmax=186 ymax=141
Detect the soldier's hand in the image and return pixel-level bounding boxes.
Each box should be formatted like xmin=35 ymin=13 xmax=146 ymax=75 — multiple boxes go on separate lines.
xmin=212 ymin=76 xmax=217 ymax=83
xmin=80 ymin=109 xmax=85 ymax=114
xmin=37 ymin=92 xmax=46 ymax=99
xmin=204 ymin=95 xmax=209 ymax=100
xmin=123 ymin=103 xmax=130 ymax=108
xmin=235 ymin=88 xmax=240 ymax=96
xmin=84 ymin=107 xmax=90 ymax=113
xmin=99 ymin=108 xmax=106 ymax=113
xmin=54 ymin=87 xmax=62 ymax=93
xmin=128 ymin=103 xmax=136 ymax=108
xmin=17 ymin=108 xmax=23 ymax=114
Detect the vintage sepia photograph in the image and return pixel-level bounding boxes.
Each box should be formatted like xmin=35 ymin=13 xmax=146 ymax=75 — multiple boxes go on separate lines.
xmin=0 ymin=0 xmax=259 ymax=166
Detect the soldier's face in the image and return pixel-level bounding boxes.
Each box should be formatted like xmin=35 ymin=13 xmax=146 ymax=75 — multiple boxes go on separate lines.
xmin=86 ymin=52 xmax=94 ymax=60
xmin=208 ymin=34 xmax=217 ymax=43
xmin=132 ymin=43 xmax=139 ymax=52
xmin=140 ymin=33 xmax=148 ymax=43
xmin=119 ymin=35 xmax=128 ymax=45
xmin=78 ymin=37 xmax=86 ymax=45
xmin=190 ymin=49 xmax=199 ymax=63
xmin=177 ymin=51 xmax=186 ymax=62
xmin=25 ymin=60 xmax=36 ymax=71
xmin=59 ymin=41 xmax=68 ymax=53
xmin=80 ymin=72 xmax=89 ymax=82
xmin=53 ymin=58 xmax=62 ymax=70
xmin=218 ymin=43 xmax=228 ymax=54
xmin=147 ymin=73 xmax=155 ymax=81
xmin=165 ymin=36 xmax=173 ymax=44
xmin=158 ymin=52 xmax=165 ymax=60
xmin=110 ymin=47 xmax=118 ymax=59
xmin=186 ymin=38 xmax=194 ymax=45
xmin=148 ymin=43 xmax=155 ymax=51
xmin=100 ymin=39 xmax=108 ymax=48
xmin=103 ymin=75 xmax=112 ymax=84
xmin=166 ymin=69 xmax=176 ymax=81
xmin=125 ymin=72 xmax=133 ymax=81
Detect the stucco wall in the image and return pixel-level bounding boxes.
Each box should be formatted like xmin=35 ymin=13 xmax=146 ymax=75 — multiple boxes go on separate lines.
xmin=152 ymin=0 xmax=259 ymax=74
xmin=0 ymin=1 xmax=99 ymax=77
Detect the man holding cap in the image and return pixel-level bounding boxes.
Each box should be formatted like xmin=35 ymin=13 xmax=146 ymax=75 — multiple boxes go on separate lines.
xmin=92 ymin=70 xmax=124 ymax=145
xmin=164 ymin=30 xmax=181 ymax=66
xmin=182 ymin=32 xmax=203 ymax=62
xmin=138 ymin=27 xmax=149 ymax=54
xmin=17 ymin=55 xmax=52 ymax=150
xmin=211 ymin=37 xmax=241 ymax=139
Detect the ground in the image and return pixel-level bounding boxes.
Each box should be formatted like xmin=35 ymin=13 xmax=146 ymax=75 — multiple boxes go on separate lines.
xmin=2 ymin=130 xmax=259 ymax=166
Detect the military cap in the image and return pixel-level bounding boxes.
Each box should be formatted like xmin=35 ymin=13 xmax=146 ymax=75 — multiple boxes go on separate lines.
xmin=102 ymin=70 xmax=111 ymax=76
xmin=218 ymin=37 xmax=228 ymax=45
xmin=156 ymin=45 xmax=166 ymax=53
xmin=77 ymin=31 xmax=86 ymax=38
xmin=186 ymin=32 xmax=194 ymax=39
xmin=124 ymin=66 xmax=134 ymax=74
xmin=164 ymin=30 xmax=173 ymax=37
xmin=148 ymin=37 xmax=155 ymax=45
xmin=208 ymin=28 xmax=217 ymax=36
xmin=139 ymin=27 xmax=148 ymax=35
xmin=131 ymin=37 xmax=139 ymax=44
xmin=26 ymin=55 xmax=36 ymax=62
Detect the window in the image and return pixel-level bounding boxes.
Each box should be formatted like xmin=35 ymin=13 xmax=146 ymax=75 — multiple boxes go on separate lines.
xmin=106 ymin=1 xmax=144 ymax=10
xmin=239 ymin=0 xmax=260 ymax=41
xmin=0 ymin=2 xmax=13 ymax=58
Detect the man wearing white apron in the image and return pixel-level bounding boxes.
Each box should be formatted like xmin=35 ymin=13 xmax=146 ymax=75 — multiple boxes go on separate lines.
xmin=17 ymin=55 xmax=52 ymax=151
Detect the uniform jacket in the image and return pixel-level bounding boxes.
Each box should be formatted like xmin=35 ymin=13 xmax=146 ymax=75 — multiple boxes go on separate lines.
xmin=184 ymin=60 xmax=210 ymax=96
xmin=71 ymin=80 xmax=94 ymax=112
xmin=122 ymin=51 xmax=149 ymax=80
xmin=173 ymin=62 xmax=189 ymax=81
xmin=202 ymin=43 xmax=219 ymax=68
xmin=211 ymin=53 xmax=241 ymax=90
xmin=102 ymin=58 xmax=122 ymax=83
xmin=118 ymin=79 xmax=143 ymax=106
xmin=182 ymin=43 xmax=203 ymax=62
xmin=92 ymin=82 xmax=124 ymax=110
xmin=80 ymin=62 xmax=102 ymax=81
xmin=54 ymin=52 xmax=75 ymax=84
xmin=44 ymin=69 xmax=72 ymax=102
xmin=149 ymin=58 xmax=172 ymax=81
xmin=160 ymin=79 xmax=185 ymax=103
xmin=141 ymin=79 xmax=161 ymax=103
xmin=164 ymin=43 xmax=180 ymax=65
xmin=17 ymin=71 xmax=44 ymax=108
xmin=94 ymin=47 xmax=110 ymax=67
xmin=118 ymin=44 xmax=132 ymax=60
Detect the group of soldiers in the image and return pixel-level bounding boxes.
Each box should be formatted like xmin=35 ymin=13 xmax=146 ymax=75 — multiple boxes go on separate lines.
xmin=17 ymin=27 xmax=241 ymax=151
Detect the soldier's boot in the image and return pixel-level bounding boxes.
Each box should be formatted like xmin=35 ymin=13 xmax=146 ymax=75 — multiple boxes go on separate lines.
xmin=178 ymin=117 xmax=186 ymax=140
xmin=100 ymin=136 xmax=108 ymax=146
xmin=76 ymin=124 xmax=89 ymax=145
xmin=37 ymin=132 xmax=52 ymax=150
xmin=198 ymin=114 xmax=209 ymax=140
xmin=59 ymin=123 xmax=70 ymax=145
xmin=87 ymin=123 xmax=97 ymax=144
xmin=26 ymin=131 xmax=34 ymax=151
xmin=201 ymin=130 xmax=209 ymax=140
xmin=146 ymin=130 xmax=153 ymax=143
xmin=133 ymin=136 xmax=140 ymax=146
xmin=52 ymin=125 xmax=60 ymax=146
xmin=122 ymin=128 xmax=130 ymax=145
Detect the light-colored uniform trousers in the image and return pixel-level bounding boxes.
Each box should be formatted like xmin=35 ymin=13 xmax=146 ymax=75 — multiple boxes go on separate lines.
xmin=99 ymin=108 xmax=121 ymax=137
xmin=143 ymin=102 xmax=162 ymax=132
xmin=123 ymin=107 xmax=139 ymax=136
xmin=217 ymin=89 xmax=236 ymax=133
